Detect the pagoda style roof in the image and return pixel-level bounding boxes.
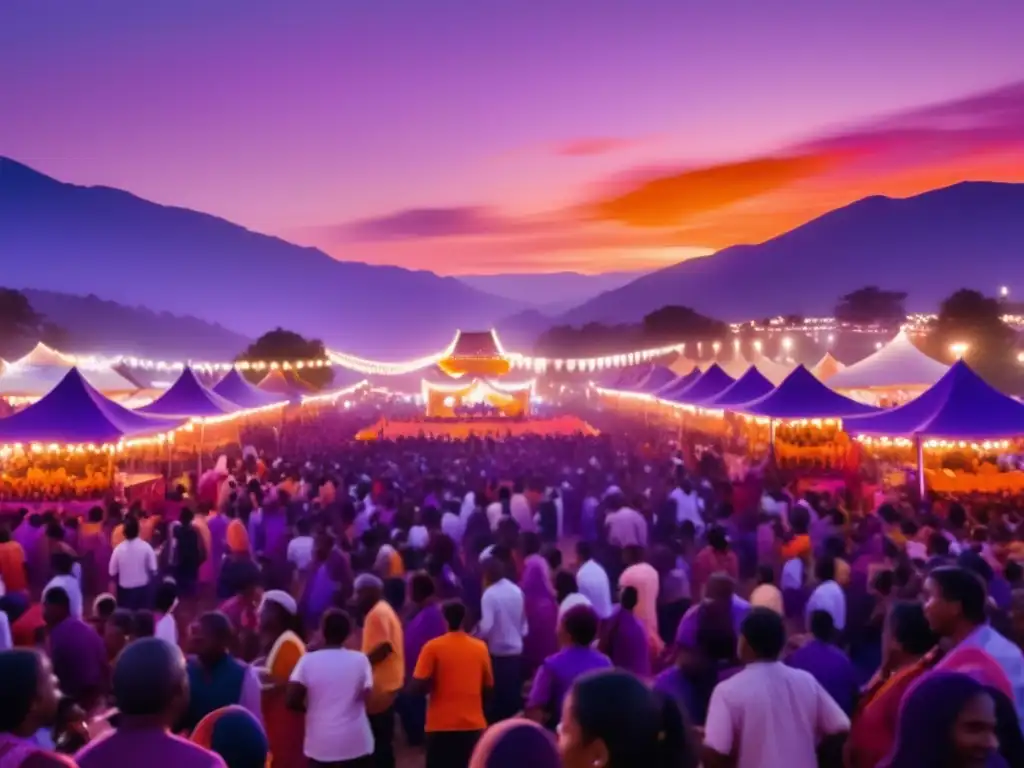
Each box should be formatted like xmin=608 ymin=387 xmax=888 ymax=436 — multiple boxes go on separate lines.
xmin=448 ymin=330 xmax=503 ymax=358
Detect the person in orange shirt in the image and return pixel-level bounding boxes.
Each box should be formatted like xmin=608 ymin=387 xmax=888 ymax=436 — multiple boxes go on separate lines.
xmin=411 ymin=600 xmax=494 ymax=768
xmin=357 ymin=573 xmax=404 ymax=768
xmin=0 ymin=526 xmax=29 ymax=595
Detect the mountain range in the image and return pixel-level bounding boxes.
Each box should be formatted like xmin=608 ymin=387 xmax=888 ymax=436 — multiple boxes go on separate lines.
xmin=558 ymin=181 xmax=1024 ymax=325
xmin=0 ymin=158 xmax=521 ymax=357
xmin=3 ymin=155 xmax=1024 ymax=357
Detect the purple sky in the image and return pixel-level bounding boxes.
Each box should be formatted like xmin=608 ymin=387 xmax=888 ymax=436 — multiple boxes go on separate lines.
xmin=2 ymin=0 xmax=1023 ymax=273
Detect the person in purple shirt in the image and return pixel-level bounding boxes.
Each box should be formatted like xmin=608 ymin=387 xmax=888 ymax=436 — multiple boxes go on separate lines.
xmin=525 ymin=605 xmax=611 ymax=728
xmin=74 ymin=638 xmax=227 ymax=768
xmin=786 ymin=610 xmax=860 ymax=716
xmin=599 ymin=586 xmax=651 ymax=678
xmin=43 ymin=587 xmax=109 ymax=711
xmin=396 ymin=572 xmax=447 ymax=747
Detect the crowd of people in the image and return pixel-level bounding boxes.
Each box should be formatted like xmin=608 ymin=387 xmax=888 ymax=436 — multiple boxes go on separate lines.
xmin=1 ymin=419 xmax=1023 ymax=768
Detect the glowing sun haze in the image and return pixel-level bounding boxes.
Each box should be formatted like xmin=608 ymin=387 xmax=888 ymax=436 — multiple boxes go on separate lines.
xmin=2 ymin=0 xmax=1023 ymax=275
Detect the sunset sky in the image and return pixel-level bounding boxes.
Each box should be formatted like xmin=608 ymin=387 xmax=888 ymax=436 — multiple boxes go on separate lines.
xmin=2 ymin=0 xmax=1023 ymax=275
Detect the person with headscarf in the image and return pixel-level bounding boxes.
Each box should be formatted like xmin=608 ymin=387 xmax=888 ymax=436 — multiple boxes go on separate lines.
xmin=74 ymin=638 xmax=226 ymax=767
xmin=557 ymin=668 xmax=698 ymax=768
xmin=525 ymin=605 xmax=610 ymax=729
xmin=468 ymin=718 xmax=560 ymax=768
xmin=519 ymin=555 xmax=558 ymax=677
xmin=618 ymin=546 xmax=662 ymax=658
xmin=881 ymin=671 xmax=1004 ymax=768
xmin=253 ymin=590 xmax=304 ymax=768
xmin=0 ymin=649 xmax=76 ymax=767
xmin=190 ymin=706 xmax=268 ymax=768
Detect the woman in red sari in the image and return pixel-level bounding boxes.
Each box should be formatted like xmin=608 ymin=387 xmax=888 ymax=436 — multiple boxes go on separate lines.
xmin=847 ymin=601 xmax=941 ymax=768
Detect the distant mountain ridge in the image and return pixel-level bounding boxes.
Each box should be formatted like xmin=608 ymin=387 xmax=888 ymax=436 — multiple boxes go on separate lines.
xmin=0 ymin=157 xmax=522 ymax=357
xmin=18 ymin=289 xmax=251 ymax=360
xmin=560 ymin=181 xmax=1024 ymax=325
xmin=459 ymin=270 xmax=648 ymax=312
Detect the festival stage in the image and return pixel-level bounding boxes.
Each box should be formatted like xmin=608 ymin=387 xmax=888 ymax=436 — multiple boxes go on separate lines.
xmin=356 ymin=415 xmax=598 ymax=441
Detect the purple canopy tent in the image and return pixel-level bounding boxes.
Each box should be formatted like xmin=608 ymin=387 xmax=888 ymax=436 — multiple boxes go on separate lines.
xmin=844 ymin=360 xmax=1024 ymax=496
xmin=213 ymin=369 xmax=286 ymax=409
xmin=665 ymin=364 xmax=736 ymax=405
xmin=634 ymin=365 xmax=676 ymax=393
xmin=612 ymin=364 xmax=653 ymax=391
xmin=0 ymin=367 xmax=183 ymax=445
xmin=732 ymin=365 xmax=880 ymax=458
xmin=700 ymin=366 xmax=776 ymax=408
xmin=138 ymin=367 xmax=241 ymax=475
xmin=654 ymin=368 xmax=701 ymax=398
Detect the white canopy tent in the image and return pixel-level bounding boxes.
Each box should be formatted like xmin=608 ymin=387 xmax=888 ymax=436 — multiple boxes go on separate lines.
xmin=747 ymin=353 xmax=792 ymax=385
xmin=811 ymin=353 xmax=846 ymax=382
xmin=669 ymin=353 xmax=701 ymax=376
xmin=826 ymin=331 xmax=949 ymax=392
xmin=0 ymin=342 xmax=138 ymax=399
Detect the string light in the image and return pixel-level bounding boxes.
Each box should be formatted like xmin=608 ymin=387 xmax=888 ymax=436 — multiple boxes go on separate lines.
xmin=299 ymin=380 xmax=370 ymax=406
xmin=855 ymin=435 xmax=1012 ymax=452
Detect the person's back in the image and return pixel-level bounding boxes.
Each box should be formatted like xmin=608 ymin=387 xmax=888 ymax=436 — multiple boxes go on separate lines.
xmin=416 ymin=630 xmax=492 ymax=731
xmin=703 ymin=608 xmax=848 ymax=768
xmin=291 ymin=647 xmax=373 ymax=761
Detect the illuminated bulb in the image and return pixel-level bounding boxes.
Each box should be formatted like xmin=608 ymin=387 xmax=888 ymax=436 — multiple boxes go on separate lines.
xmin=781 ymin=337 xmax=793 ymax=351
xmin=950 ymin=342 xmax=969 ymax=358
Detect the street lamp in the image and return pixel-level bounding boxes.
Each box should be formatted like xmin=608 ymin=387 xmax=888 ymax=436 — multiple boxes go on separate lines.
xmin=950 ymin=342 xmax=969 ymax=359
xmin=781 ymin=337 xmax=793 ymax=352
xmin=1000 ymin=285 xmax=1009 ymax=299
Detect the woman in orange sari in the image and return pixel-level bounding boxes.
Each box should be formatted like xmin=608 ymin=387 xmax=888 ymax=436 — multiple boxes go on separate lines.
xmin=846 ymin=601 xmax=941 ymax=768
xmin=252 ymin=590 xmax=305 ymax=768
xmin=0 ymin=526 xmax=28 ymax=596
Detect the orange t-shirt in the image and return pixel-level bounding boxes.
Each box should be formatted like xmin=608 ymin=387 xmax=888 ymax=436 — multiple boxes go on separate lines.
xmin=0 ymin=541 xmax=28 ymax=593
xmin=362 ymin=600 xmax=405 ymax=709
xmin=781 ymin=534 xmax=811 ymax=561
xmin=413 ymin=631 xmax=493 ymax=732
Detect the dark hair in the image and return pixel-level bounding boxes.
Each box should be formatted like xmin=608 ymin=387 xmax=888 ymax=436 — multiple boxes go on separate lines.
xmin=521 ymin=532 xmax=542 ymax=556
xmin=957 ymin=551 xmax=994 ymax=584
xmin=179 ymin=508 xmax=194 ymax=526
xmin=43 ymin=586 xmax=70 ymax=610
xmin=88 ymin=506 xmax=104 ymax=523
xmin=809 ymin=610 xmax=835 ymax=642
xmin=442 ymin=600 xmax=467 ymax=631
xmin=929 ymin=567 xmax=987 ymax=624
xmin=1004 ymin=560 xmax=1023 ymax=584
xmin=109 ymin=609 xmax=135 ymax=635
xmin=571 ymin=669 xmax=697 ymax=768
xmin=50 ymin=550 xmax=75 ymax=575
xmin=132 ymin=611 xmax=156 ymax=638
xmin=620 ymin=586 xmax=639 ymax=611
xmin=707 ymin=526 xmax=728 ymax=552
xmin=154 ymin=581 xmax=178 ymax=613
xmin=94 ymin=595 xmax=117 ymax=619
xmin=872 ymin=569 xmax=895 ymax=597
xmin=0 ymin=649 xmax=43 ymax=732
xmin=543 ymin=546 xmax=563 ymax=573
xmin=321 ymin=608 xmax=352 ymax=645
xmin=756 ymin=565 xmax=774 ymax=586
xmin=576 ymin=540 xmax=593 ymax=562
xmin=815 ymin=556 xmax=836 ymax=583
xmin=563 ymin=605 xmax=599 ymax=646
xmin=888 ymin=601 xmax=937 ymax=656
xmin=929 ymin=531 xmax=951 ymax=557
xmin=740 ymin=607 xmax=786 ymax=660
xmin=123 ymin=517 xmax=140 ymax=540
xmin=409 ymin=572 xmax=436 ymax=603
xmin=554 ymin=570 xmax=578 ymax=604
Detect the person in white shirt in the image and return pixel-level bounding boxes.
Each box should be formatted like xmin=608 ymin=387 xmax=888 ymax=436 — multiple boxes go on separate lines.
xmin=486 ymin=488 xmax=510 ymax=532
xmin=287 ymin=518 xmax=316 ymax=576
xmin=287 ymin=608 xmax=374 ymax=765
xmin=804 ymin=557 xmax=847 ymax=632
xmin=108 ymin=517 xmax=157 ymax=610
xmin=477 ymin=556 xmax=528 ymax=722
xmin=670 ymin=479 xmax=706 ymax=535
xmin=604 ymin=496 xmax=648 ymax=549
xmin=440 ymin=508 xmax=465 ymax=544
xmin=153 ymin=579 xmax=179 ymax=646
xmin=510 ymin=482 xmax=535 ymax=533
xmin=44 ymin=551 xmax=83 ymax=620
xmin=574 ymin=541 xmax=613 ymax=620
xmin=703 ymin=608 xmax=849 ymax=768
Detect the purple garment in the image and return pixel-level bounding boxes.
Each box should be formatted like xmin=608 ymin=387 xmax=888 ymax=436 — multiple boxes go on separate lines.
xmin=674 ymin=598 xmax=750 ymax=648
xmin=520 ymin=556 xmax=559 ymax=673
xmin=653 ymin=666 xmax=701 ymax=725
xmin=48 ymin=617 xmax=109 ymax=703
xmin=605 ymin=607 xmax=651 ymax=677
xmin=526 ymin=646 xmax=611 ymax=722
xmin=77 ymin=530 xmax=112 ymax=598
xmin=404 ymin=603 xmax=447 ymax=679
xmin=75 ymin=727 xmax=226 ymax=768
xmin=206 ymin=514 xmax=228 ymax=579
xmin=786 ymin=639 xmax=859 ymax=715
xmin=256 ymin=510 xmax=291 ymax=590
xmin=990 ymin=576 xmax=1013 ymax=612
xmin=301 ymin=560 xmax=339 ymax=630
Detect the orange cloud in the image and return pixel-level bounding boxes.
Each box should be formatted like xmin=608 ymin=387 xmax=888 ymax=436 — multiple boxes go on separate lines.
xmin=554 ymin=136 xmax=651 ymax=157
